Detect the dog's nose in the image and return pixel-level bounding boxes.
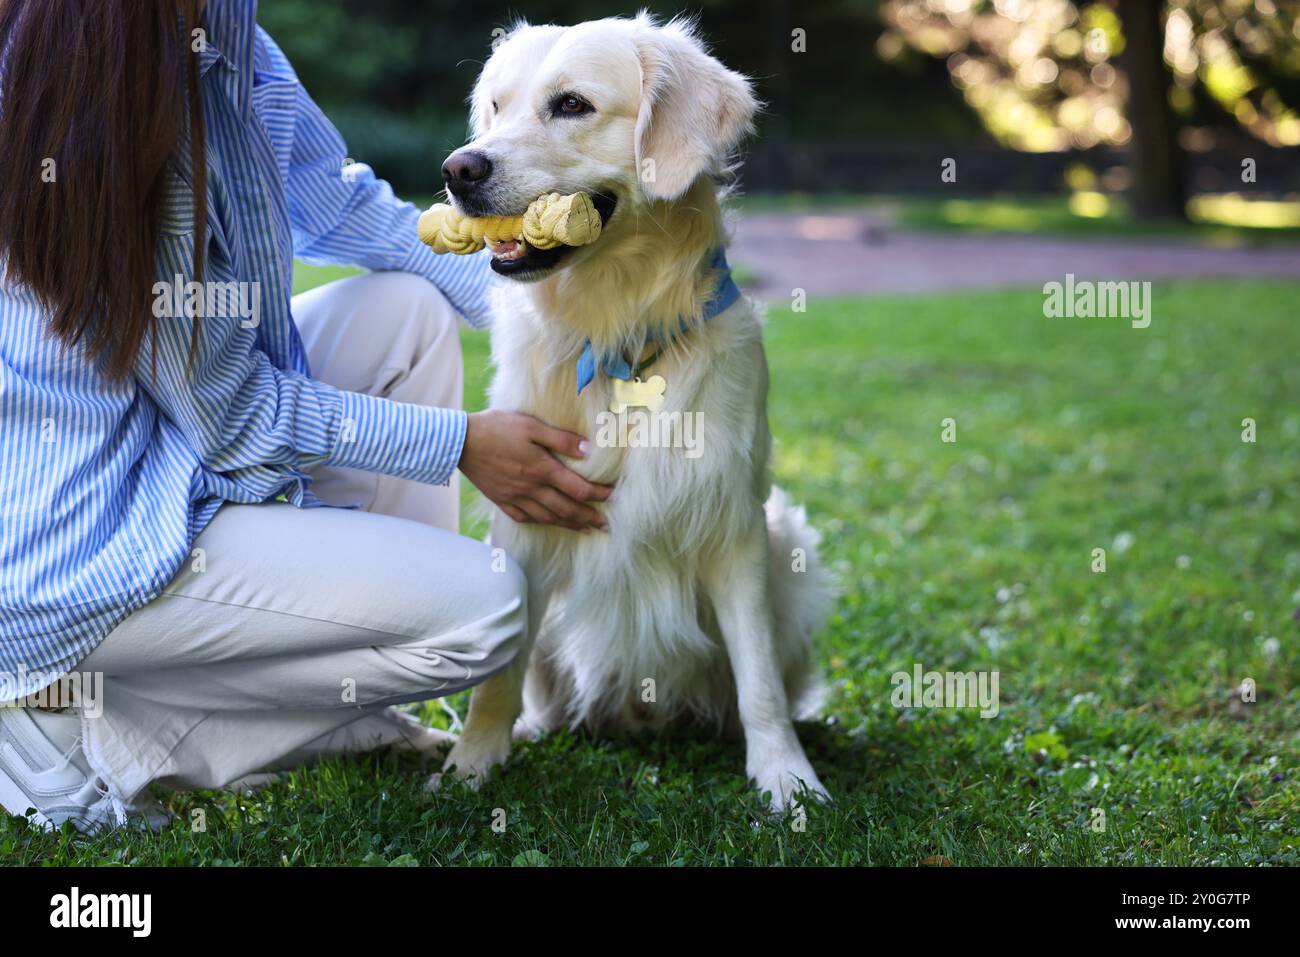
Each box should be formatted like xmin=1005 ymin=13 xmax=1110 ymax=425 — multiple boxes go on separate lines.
xmin=442 ymin=150 xmax=493 ymax=195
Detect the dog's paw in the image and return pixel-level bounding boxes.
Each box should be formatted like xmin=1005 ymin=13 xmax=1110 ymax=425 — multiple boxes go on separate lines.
xmin=511 ymin=715 xmax=547 ymax=743
xmin=425 ymin=735 xmax=512 ymax=793
xmin=751 ymin=757 xmax=832 ymax=812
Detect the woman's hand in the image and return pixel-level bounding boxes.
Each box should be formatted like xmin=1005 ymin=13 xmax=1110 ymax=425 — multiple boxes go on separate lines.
xmin=458 ymin=409 xmax=612 ymax=531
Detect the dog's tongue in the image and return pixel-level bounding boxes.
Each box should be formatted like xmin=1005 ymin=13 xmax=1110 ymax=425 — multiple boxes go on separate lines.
xmin=489 ymin=238 xmax=526 ymax=261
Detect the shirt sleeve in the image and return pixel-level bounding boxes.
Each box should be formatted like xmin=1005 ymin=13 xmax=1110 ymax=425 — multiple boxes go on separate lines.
xmin=267 ymin=31 xmax=496 ymax=329
xmin=135 ymin=301 xmax=466 ymax=488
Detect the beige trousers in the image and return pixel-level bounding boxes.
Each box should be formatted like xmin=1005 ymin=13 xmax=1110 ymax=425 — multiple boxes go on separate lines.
xmin=77 ymin=272 xmax=523 ymax=805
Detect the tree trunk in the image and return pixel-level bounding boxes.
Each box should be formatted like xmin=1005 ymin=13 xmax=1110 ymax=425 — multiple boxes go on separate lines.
xmin=1117 ymin=0 xmax=1188 ymax=220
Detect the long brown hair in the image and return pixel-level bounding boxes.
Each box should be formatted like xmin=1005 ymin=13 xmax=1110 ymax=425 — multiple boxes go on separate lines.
xmin=0 ymin=0 xmax=207 ymax=380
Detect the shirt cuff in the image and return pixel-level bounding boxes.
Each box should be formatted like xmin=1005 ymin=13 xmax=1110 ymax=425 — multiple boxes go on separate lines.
xmin=326 ymin=390 xmax=467 ymax=487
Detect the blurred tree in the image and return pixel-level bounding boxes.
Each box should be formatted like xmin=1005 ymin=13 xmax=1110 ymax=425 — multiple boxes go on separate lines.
xmin=879 ymin=0 xmax=1300 ymax=219
xmin=258 ymin=0 xmax=983 ymax=193
xmin=1119 ymin=0 xmax=1186 ymax=217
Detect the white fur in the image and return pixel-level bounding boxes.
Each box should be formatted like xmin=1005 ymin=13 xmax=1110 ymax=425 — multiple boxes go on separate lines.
xmin=433 ymin=14 xmax=832 ymax=810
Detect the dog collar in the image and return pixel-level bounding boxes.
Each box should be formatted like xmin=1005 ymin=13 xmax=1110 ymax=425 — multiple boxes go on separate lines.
xmin=575 ymin=248 xmax=740 ymax=394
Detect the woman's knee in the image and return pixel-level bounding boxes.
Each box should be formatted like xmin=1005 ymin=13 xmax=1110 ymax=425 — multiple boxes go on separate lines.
xmin=475 ymin=550 xmax=528 ymax=661
xmin=471 ymin=550 xmax=529 ymax=663
xmin=392 ymin=548 xmax=528 ymax=694
xmin=294 ymin=271 xmax=461 ymax=404
xmin=374 ymin=272 xmax=460 ymax=345
xmin=371 ymin=272 xmax=463 ymax=407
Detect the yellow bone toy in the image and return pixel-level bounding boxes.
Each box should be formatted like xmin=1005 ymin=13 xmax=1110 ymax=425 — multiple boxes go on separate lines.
xmin=417 ymin=192 xmax=602 ymax=255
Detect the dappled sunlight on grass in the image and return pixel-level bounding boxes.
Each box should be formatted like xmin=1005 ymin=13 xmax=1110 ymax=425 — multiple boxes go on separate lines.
xmin=940 ymin=197 xmax=1052 ymax=231
xmin=1189 ymin=193 xmax=1300 ymax=229
xmin=1068 ymin=190 xmax=1110 ymax=219
xmin=738 ymin=193 xmax=1300 ymax=244
xmin=921 ymin=192 xmax=1300 ymax=240
xmin=772 ymin=435 xmax=844 ymax=486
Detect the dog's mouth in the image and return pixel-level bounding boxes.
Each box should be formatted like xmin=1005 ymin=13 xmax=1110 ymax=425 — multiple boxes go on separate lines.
xmin=488 ymin=192 xmax=617 ymax=281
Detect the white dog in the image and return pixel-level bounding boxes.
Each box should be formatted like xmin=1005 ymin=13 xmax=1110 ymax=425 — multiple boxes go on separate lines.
xmin=433 ymin=13 xmax=832 ymax=809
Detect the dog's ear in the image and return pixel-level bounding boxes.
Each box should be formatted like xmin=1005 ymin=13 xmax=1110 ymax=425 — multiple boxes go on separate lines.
xmin=633 ymin=19 xmax=758 ymax=202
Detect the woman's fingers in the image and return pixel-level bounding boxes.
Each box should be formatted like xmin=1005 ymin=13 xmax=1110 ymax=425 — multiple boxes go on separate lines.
xmin=547 ymin=460 xmax=613 ymax=504
xmin=517 ymin=498 xmax=563 ymax=529
xmin=531 ymin=420 xmax=590 ymax=461
xmin=528 ymin=422 xmax=614 ymax=502
xmin=460 ymin=411 xmax=614 ymax=531
xmin=533 ymin=486 xmax=606 ymax=531
xmin=500 ymin=503 xmax=529 ymax=524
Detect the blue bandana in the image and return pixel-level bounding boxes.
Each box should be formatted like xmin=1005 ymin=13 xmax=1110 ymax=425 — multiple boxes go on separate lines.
xmin=575 ymin=248 xmax=741 ymax=394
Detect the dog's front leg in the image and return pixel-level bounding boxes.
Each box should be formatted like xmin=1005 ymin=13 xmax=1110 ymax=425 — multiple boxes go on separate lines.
xmin=428 ymin=552 xmax=551 ymax=791
xmin=704 ymin=518 xmax=830 ymax=811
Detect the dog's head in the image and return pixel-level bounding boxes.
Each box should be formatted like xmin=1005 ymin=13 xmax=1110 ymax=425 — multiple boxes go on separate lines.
xmin=441 ymin=14 xmax=757 ymax=281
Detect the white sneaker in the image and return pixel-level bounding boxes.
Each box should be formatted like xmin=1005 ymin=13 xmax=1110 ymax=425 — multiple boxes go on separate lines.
xmin=0 ymin=707 xmax=170 ymax=835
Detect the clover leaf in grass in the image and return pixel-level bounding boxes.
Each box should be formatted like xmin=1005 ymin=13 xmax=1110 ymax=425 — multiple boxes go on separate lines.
xmin=512 ymin=849 xmax=549 ymax=867
xmin=1024 ymin=730 xmax=1069 ymax=763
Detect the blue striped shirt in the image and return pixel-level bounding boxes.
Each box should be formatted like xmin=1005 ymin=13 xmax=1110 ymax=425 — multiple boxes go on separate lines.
xmin=0 ymin=0 xmax=492 ymax=697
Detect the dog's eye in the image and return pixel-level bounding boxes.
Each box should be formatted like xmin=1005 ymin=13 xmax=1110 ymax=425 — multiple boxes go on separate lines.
xmin=492 ymin=100 xmax=499 ymax=114
xmin=551 ymin=93 xmax=593 ymax=118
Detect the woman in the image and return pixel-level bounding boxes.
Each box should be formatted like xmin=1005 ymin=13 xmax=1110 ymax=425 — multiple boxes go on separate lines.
xmin=0 ymin=0 xmax=609 ymax=833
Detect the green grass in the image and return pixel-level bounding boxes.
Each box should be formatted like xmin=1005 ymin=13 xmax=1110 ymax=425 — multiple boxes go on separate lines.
xmin=7 ymin=278 xmax=1299 ymax=866
xmin=292 ymin=261 xmax=362 ymax=295
xmin=739 ymin=192 xmax=1300 ymax=245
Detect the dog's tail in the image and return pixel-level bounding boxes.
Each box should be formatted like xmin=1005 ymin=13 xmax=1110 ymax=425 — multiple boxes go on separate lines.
xmin=764 ymin=486 xmax=835 ymax=721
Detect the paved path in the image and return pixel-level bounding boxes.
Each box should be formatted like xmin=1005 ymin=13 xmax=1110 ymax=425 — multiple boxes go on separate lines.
xmin=731 ymin=212 xmax=1300 ymax=299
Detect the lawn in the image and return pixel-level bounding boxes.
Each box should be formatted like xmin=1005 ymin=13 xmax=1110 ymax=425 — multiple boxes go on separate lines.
xmin=6 ymin=276 xmax=1299 ymax=866
xmin=740 ymin=192 xmax=1300 ymax=246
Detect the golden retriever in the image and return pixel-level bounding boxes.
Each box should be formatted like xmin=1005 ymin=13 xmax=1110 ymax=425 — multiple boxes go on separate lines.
xmin=432 ymin=13 xmax=832 ymax=809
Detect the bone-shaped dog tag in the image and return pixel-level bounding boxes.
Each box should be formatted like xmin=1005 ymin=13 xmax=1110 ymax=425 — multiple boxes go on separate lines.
xmin=610 ymin=375 xmax=666 ymax=414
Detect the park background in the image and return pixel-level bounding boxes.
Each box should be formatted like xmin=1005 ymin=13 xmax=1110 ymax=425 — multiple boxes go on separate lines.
xmin=8 ymin=0 xmax=1300 ymax=865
